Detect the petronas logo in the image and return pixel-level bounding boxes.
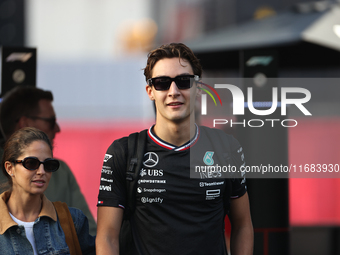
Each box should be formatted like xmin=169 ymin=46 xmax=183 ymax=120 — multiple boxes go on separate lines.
xmin=203 ymin=151 xmax=214 ymax=166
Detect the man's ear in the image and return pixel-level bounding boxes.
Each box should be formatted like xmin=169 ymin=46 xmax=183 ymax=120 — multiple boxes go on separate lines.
xmin=146 ymin=85 xmax=155 ymax=101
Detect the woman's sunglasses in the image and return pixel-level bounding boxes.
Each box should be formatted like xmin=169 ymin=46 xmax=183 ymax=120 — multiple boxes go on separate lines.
xmin=14 ymin=157 xmax=60 ymax=172
xmin=148 ymin=75 xmax=199 ymax=91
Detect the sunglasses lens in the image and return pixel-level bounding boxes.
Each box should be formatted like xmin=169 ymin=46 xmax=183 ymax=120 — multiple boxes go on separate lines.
xmin=44 ymin=159 xmax=60 ymax=172
xmin=150 ymin=75 xmax=195 ymax=90
xmin=176 ymin=76 xmax=192 ymax=89
xmin=152 ymin=77 xmax=171 ymax=91
xmin=21 ymin=157 xmax=59 ymax=172
xmin=24 ymin=158 xmax=40 ymax=170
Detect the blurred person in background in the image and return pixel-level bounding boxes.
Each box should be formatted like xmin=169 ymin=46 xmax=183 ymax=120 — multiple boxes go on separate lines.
xmin=0 ymin=86 xmax=97 ymax=235
xmin=0 ymin=127 xmax=95 ymax=254
xmin=96 ymin=43 xmax=253 ymax=254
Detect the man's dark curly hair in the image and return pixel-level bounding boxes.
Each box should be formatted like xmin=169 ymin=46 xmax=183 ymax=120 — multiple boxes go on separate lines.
xmin=143 ymin=43 xmax=202 ymax=82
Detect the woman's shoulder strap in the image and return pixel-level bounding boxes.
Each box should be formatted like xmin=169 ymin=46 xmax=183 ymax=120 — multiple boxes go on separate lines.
xmin=53 ymin=201 xmax=82 ymax=255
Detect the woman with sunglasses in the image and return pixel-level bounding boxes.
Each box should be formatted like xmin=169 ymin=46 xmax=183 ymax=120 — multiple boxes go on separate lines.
xmin=0 ymin=127 xmax=95 ymax=255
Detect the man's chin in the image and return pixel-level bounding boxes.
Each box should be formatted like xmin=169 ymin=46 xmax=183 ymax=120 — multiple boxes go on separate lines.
xmin=171 ymin=115 xmax=190 ymax=124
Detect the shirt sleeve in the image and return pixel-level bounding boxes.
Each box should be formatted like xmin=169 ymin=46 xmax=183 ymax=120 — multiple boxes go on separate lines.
xmin=97 ymin=137 xmax=128 ymax=209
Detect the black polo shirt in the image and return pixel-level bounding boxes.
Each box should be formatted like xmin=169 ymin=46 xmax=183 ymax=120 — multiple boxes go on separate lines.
xmin=98 ymin=125 xmax=247 ymax=255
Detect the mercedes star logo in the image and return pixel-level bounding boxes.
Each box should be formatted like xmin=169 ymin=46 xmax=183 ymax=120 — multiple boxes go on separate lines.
xmin=143 ymin=152 xmax=159 ymax=167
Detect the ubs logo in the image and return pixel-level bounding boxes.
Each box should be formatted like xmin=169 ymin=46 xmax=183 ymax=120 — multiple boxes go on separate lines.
xmin=143 ymin=152 xmax=159 ymax=167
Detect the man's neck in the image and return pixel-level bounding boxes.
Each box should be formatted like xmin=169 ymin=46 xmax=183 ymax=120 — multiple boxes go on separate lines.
xmin=153 ymin=119 xmax=196 ymax=147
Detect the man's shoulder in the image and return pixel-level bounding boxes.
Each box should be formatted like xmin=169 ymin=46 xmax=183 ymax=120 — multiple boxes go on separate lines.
xmin=57 ymin=158 xmax=70 ymax=166
xmin=55 ymin=159 xmax=72 ymax=172
xmin=199 ymin=126 xmax=236 ymax=141
xmin=50 ymin=159 xmax=77 ymax=182
xmin=199 ymin=125 xmax=241 ymax=151
xmin=108 ymin=129 xmax=148 ymax=151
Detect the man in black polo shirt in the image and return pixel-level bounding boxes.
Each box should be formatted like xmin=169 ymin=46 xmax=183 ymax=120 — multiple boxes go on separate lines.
xmin=96 ymin=43 xmax=253 ymax=255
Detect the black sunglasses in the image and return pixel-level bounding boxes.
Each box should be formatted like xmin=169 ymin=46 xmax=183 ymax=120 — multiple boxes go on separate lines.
xmin=14 ymin=157 xmax=60 ymax=172
xmin=27 ymin=116 xmax=57 ymax=130
xmin=148 ymin=75 xmax=199 ymax=91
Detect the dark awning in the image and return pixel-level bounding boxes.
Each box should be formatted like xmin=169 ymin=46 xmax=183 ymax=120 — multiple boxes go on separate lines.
xmin=186 ymin=5 xmax=340 ymax=53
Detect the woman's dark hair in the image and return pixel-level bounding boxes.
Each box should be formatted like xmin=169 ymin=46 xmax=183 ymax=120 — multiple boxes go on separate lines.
xmin=1 ymin=127 xmax=53 ymax=189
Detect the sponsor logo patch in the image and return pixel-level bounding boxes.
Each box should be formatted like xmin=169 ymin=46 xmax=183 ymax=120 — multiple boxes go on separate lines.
xmin=141 ymin=197 xmax=163 ymax=204
xmin=199 ymin=181 xmax=224 ymax=187
xmin=101 ymin=177 xmax=113 ymax=183
xmin=143 ymin=152 xmax=159 ymax=167
xmin=206 ymin=189 xmax=221 ymax=200
xmin=203 ymin=151 xmax=214 ymax=165
xmin=99 ymin=185 xmax=111 ymax=191
xmin=103 ymin=154 xmax=113 ymax=162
